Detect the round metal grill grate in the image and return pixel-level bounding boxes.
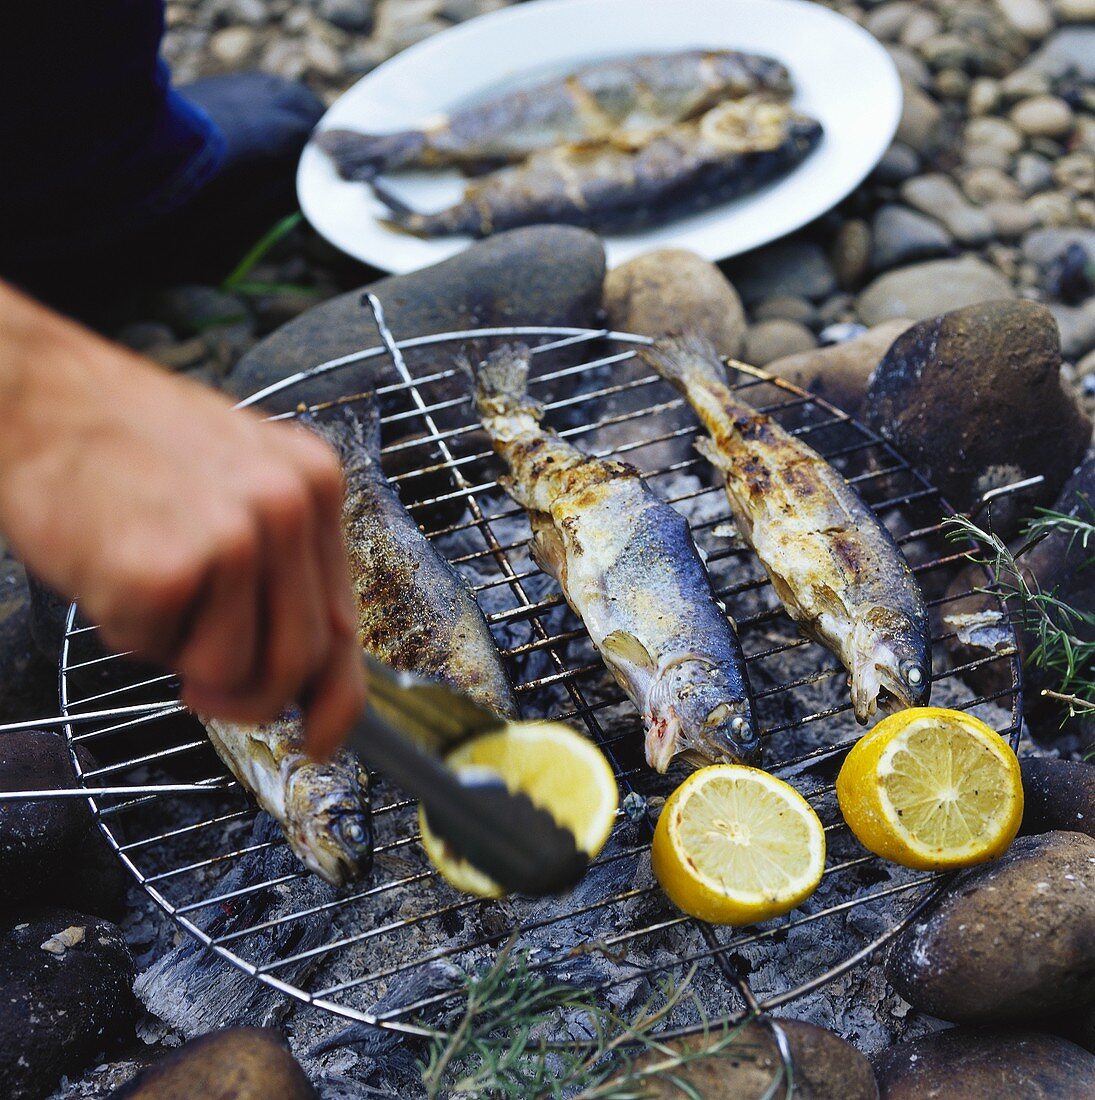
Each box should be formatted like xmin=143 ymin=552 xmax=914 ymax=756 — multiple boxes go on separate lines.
xmin=57 ymin=321 xmax=1022 ymax=1042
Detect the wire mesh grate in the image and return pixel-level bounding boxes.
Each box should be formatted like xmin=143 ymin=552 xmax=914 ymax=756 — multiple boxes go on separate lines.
xmin=56 ymin=323 xmax=1022 ymax=1043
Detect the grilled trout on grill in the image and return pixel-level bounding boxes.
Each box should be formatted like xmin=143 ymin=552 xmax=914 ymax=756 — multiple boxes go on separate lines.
xmin=373 ymin=97 xmax=822 ymax=238
xmin=315 ymin=49 xmax=792 ymax=180
xmin=474 ymin=345 xmax=758 ymax=772
xmin=640 ymin=334 xmax=931 ymax=723
xmin=203 ymin=406 xmax=518 ymax=886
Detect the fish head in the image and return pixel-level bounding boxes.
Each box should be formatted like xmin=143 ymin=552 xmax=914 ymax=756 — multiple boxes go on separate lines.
xmin=850 ymin=608 xmax=932 ymax=722
xmin=284 ymin=758 xmax=373 ymax=886
xmin=646 ymin=656 xmax=760 ymax=772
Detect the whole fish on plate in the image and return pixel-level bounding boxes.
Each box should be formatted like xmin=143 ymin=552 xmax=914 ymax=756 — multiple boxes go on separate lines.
xmin=315 ymin=49 xmax=793 ymax=180
xmin=474 ymin=344 xmax=758 ymax=772
xmin=373 ymin=97 xmax=822 ymax=239
xmin=203 ymin=406 xmax=518 ymax=886
xmin=640 ymin=333 xmax=931 ymax=723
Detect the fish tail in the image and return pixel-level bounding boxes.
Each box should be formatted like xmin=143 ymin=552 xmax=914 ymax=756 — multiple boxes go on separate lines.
xmin=640 ymin=331 xmax=728 ymax=392
xmin=306 ymin=403 xmax=383 ymax=473
xmin=314 ymin=128 xmax=427 ymax=180
xmin=474 ymin=344 xmax=542 ymax=423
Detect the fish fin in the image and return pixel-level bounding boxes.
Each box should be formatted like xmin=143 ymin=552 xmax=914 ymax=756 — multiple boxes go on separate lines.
xmin=600 ymin=630 xmax=657 ymax=685
xmin=529 ymin=514 xmax=566 ymax=583
xmin=694 ymin=434 xmax=731 ymax=472
xmin=314 ymin=128 xmax=427 ymax=180
xmin=640 ymin=331 xmax=728 ymax=392
xmin=474 ymin=344 xmax=542 ymax=422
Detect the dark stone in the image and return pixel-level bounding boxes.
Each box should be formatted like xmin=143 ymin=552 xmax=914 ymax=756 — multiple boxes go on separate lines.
xmin=107 ymin=1027 xmax=317 ymax=1099
xmin=871 ymin=141 xmax=921 ymax=185
xmin=0 ymin=907 xmax=137 ymax=1099
xmin=870 ymin=205 xmax=952 ymax=272
xmin=225 ymin=226 xmax=606 ymax=417
xmin=0 ymin=730 xmax=130 ymax=919
xmin=0 ymin=552 xmax=58 ymax=723
xmin=1021 ymin=757 xmax=1095 ymax=838
xmin=885 ymin=832 xmax=1095 ymax=1024
xmin=864 ymin=300 xmax=1092 ymax=523
xmin=721 ymin=239 xmax=838 ymax=304
xmin=872 ymin=1028 xmax=1095 ymax=1098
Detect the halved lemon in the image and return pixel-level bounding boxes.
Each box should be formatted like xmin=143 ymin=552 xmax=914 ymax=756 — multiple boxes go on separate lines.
xmin=836 ymin=707 xmax=1023 ymax=870
xmin=419 ymin=720 xmax=619 ymax=898
xmin=651 ymin=766 xmax=826 ymax=925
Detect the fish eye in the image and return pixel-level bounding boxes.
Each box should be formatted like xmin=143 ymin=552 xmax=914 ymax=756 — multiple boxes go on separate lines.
xmin=901 ymin=661 xmax=924 ymax=685
xmin=341 ymin=819 xmax=369 ymax=847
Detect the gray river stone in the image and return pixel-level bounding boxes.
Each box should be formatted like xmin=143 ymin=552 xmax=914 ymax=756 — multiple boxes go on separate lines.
xmin=856 ymin=256 xmax=1013 ymax=325
xmin=225 ymin=226 xmax=606 ymax=416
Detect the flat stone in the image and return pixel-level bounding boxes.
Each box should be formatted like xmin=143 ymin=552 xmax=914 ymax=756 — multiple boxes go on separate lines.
xmin=885 ymin=832 xmax=1095 ymax=1023
xmin=209 ymin=25 xmax=256 ymax=66
xmin=864 ymin=299 xmax=1091 ymax=513
xmin=864 ymin=0 xmax=915 ymax=40
xmin=723 ymin=240 xmax=837 ymax=304
xmin=984 ymin=199 xmax=1040 ymax=239
xmin=831 ymin=218 xmax=873 ymax=289
xmin=0 ymin=907 xmax=137 ymax=1099
xmin=968 ymin=77 xmax=1001 ymax=116
xmin=752 ymin=295 xmax=818 ymax=325
xmin=603 ymin=248 xmax=745 ymax=356
xmin=743 ymin=319 xmax=817 ymax=366
xmin=1050 ymin=299 xmax=1095 ymax=359
xmin=318 ymin=0 xmax=374 ymax=32
xmin=901 ymin=174 xmax=995 ymax=244
xmin=871 ymin=141 xmax=921 ymax=184
xmin=856 ymin=256 xmax=1014 ymax=326
xmin=227 ymin=226 xmax=606 ymax=417
xmin=1015 ymin=151 xmax=1056 ymax=193
xmin=107 ymin=1028 xmax=317 ymax=1099
xmin=895 ymin=83 xmax=943 ymax=153
xmin=995 ymin=0 xmax=1054 ymax=39
xmin=765 ymin=318 xmax=913 ymax=417
xmin=1055 ymin=0 xmax=1095 ymax=19
xmin=1022 ymin=227 xmax=1095 ymax=267
xmin=962 ymin=165 xmax=1024 ymax=203
xmin=1022 ymin=27 xmax=1095 ymax=82
xmin=1010 ymin=94 xmax=1075 ymax=136
xmin=964 ymin=115 xmax=1025 ymax=154
xmin=870 ymin=205 xmax=952 ymax=271
xmin=873 ymin=1028 xmax=1095 ymax=1098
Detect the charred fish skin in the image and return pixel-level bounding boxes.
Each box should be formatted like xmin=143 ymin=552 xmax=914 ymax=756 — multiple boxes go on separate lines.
xmin=314 ymin=406 xmax=519 ymax=723
xmin=475 ymin=344 xmax=758 ymax=772
xmin=315 ymin=49 xmax=793 ymax=180
xmin=204 ymin=710 xmax=373 ymax=888
xmin=640 ymin=333 xmax=931 ymax=723
xmin=377 ymin=99 xmax=823 ymax=239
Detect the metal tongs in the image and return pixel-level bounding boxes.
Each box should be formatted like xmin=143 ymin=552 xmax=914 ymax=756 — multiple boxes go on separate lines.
xmin=352 ymin=655 xmax=588 ymax=896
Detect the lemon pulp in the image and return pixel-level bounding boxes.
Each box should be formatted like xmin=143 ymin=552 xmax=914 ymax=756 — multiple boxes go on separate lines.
xmin=652 ymin=766 xmax=826 ymax=925
xmin=419 ymin=720 xmax=618 ymax=898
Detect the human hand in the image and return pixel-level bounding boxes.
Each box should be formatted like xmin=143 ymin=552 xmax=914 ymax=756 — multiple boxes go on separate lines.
xmin=0 ymin=282 xmax=362 ymax=757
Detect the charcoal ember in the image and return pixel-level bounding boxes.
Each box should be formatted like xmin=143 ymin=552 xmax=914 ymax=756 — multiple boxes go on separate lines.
xmin=871 ymin=1027 xmax=1095 ymax=1098
xmin=106 ymin=1027 xmax=317 ymax=1099
xmin=614 ymin=1018 xmax=878 ymax=1099
xmin=0 ymin=906 xmax=137 ymax=1100
xmin=1020 ymin=757 xmax=1095 ymax=838
xmin=0 ymin=730 xmax=129 ymax=918
xmin=886 ymin=832 xmax=1095 ymax=1024
xmin=0 ymin=552 xmax=57 ymax=723
xmin=865 ymin=300 xmax=1092 ymax=529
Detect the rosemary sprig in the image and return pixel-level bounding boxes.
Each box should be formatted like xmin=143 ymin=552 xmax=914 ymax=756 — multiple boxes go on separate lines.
xmin=419 ymin=941 xmax=783 ymax=1099
xmin=945 ymin=505 xmax=1095 ymax=717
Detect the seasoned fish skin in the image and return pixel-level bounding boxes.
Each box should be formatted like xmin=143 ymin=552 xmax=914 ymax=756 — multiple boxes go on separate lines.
xmin=205 ymin=711 xmax=372 ymax=887
xmin=201 ymin=406 xmax=517 ymax=887
xmin=320 ymin=407 xmax=519 ymax=722
xmin=315 ymin=49 xmax=793 ymax=180
xmin=641 ymin=334 xmax=931 ymax=723
xmin=377 ymin=99 xmax=822 ymax=239
xmin=475 ymin=345 xmax=758 ymax=772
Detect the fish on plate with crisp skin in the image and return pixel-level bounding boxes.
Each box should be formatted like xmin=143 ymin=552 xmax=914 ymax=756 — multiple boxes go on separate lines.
xmin=640 ymin=333 xmax=931 ymax=723
xmin=202 ymin=406 xmax=518 ymax=887
xmin=314 ymin=49 xmax=793 ymax=180
xmin=474 ymin=344 xmax=759 ymax=772
xmin=372 ymin=97 xmax=822 ymax=239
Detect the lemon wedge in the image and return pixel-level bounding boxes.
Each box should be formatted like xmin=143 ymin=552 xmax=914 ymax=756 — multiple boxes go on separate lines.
xmin=836 ymin=707 xmax=1023 ymax=870
xmin=419 ymin=720 xmax=618 ymax=898
xmin=651 ymin=765 xmax=826 ymax=925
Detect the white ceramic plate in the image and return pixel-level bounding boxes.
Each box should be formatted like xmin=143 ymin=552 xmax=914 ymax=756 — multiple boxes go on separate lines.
xmin=297 ymin=0 xmax=901 ymax=274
